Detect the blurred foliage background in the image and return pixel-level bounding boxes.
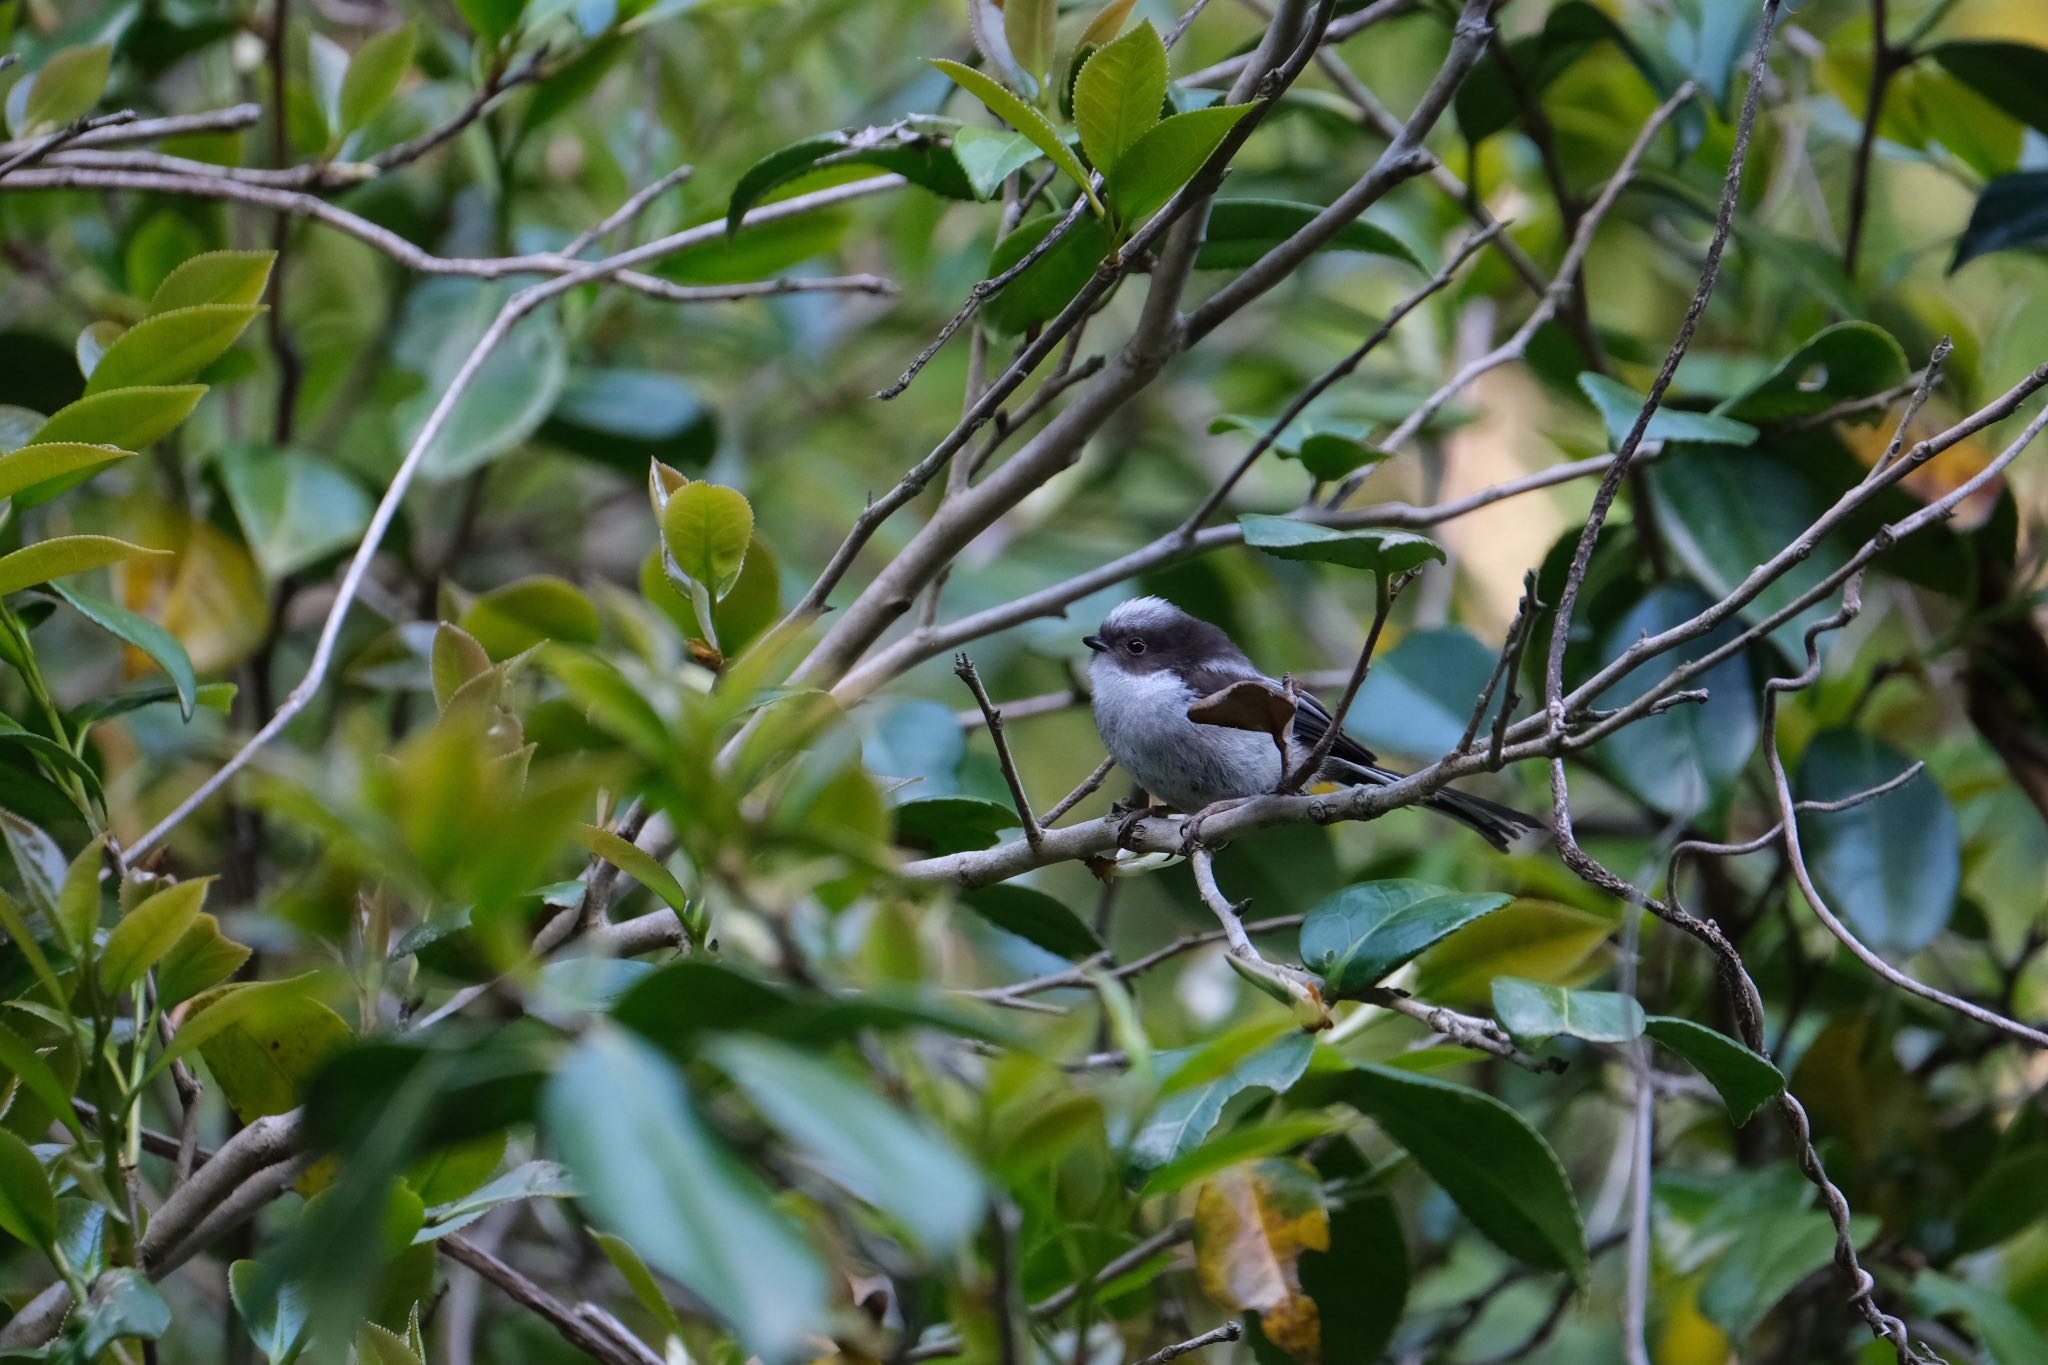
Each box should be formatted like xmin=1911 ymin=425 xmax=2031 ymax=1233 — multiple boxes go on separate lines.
xmin=0 ymin=0 xmax=2045 ymax=1361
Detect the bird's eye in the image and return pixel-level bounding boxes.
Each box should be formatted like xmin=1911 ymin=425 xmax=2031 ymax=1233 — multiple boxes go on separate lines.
xmin=1127 ymin=638 xmax=1146 ymax=655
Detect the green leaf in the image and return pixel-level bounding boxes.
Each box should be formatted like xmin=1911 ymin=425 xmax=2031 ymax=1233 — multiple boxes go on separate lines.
xmin=52 ymin=583 xmax=198 ymax=722
xmin=1931 ymin=41 xmax=2048 ymax=138
xmin=460 ymin=576 xmax=600 ymax=658
xmin=354 ymin=1322 xmax=423 ymax=1365
xmin=1346 ymin=627 xmax=1501 ymax=760
xmin=1128 ymin=1031 xmax=1315 ymax=1175
xmin=1003 ymin=0 xmax=1055 ymax=86
xmin=23 ymin=45 xmax=110 ymax=130
xmin=430 ymin=623 xmax=492 ymax=712
xmin=958 ymin=884 xmax=1100 ymax=958
xmin=930 ymin=58 xmax=1102 ymax=214
xmin=339 ymin=24 xmax=418 ymax=133
xmin=416 ymin=1159 xmax=578 ymax=1242
xmin=724 ymin=120 xmax=978 ymax=237
xmin=29 ymin=386 xmax=206 ymax=456
xmin=1080 ymin=0 xmax=1140 ymax=49
xmin=1697 ymin=1195 xmax=1857 ymax=1338
xmin=1951 ymin=170 xmax=2048 ymax=272
xmin=51 ymin=834 xmax=103 ymax=957
xmin=0 ymin=1018 xmax=84 ymax=1142
xmin=1915 ymin=1269 xmax=2048 ymax=1365
xmin=1954 ymin=1148 xmax=2048 ymax=1253
xmin=1590 ymin=583 xmax=1757 ymax=818
xmin=593 ymin=1231 xmax=685 ymax=1338
xmin=149 ymin=250 xmax=276 ymax=314
xmin=1796 ymin=728 xmax=1958 ymax=957
xmin=216 ymin=445 xmax=373 ymax=581
xmin=982 ymin=211 xmax=1115 ymax=334
xmin=125 ymin=214 xmax=207 ymax=302
xmin=1577 ymin=372 xmax=1757 ymax=447
xmin=894 ymin=796 xmax=1014 ymax=853
xmin=660 ymin=482 xmax=753 ymax=600
xmin=0 ymin=536 xmax=169 ymax=598
xmin=1324 ymin=1064 xmax=1588 ymax=1285
xmin=543 ymin=1028 xmax=828 ymax=1362
xmin=0 ymin=443 xmax=132 ymax=502
xmin=454 ymin=0 xmax=525 ymax=43
xmin=1490 ymin=977 xmax=1645 ymax=1046
xmin=1107 ymin=103 xmax=1254 ymax=223
xmin=72 ymin=1269 xmax=172 ymax=1360
xmin=83 ymin=304 xmax=266 ymax=395
xmin=1411 ymin=899 xmax=1613 ymax=1006
xmin=1455 ymin=3 xmax=1668 ymax=143
xmin=1238 ymin=515 xmax=1445 ymax=577
xmin=101 ymin=878 xmax=208 ymax=996
xmin=1714 ymin=322 xmax=1910 ymax=423
xmin=951 ymin=126 xmax=1044 ymax=199
xmin=1074 ymin=21 xmax=1166 ymax=177
xmin=1643 ymin=1015 xmax=1782 ymax=1124
xmin=0 ymin=1128 xmax=56 ymax=1250
xmin=1207 ymin=412 xmax=1393 ymax=482
xmin=705 ymin=1034 xmax=984 ymax=1253
xmin=0 ymin=713 xmax=103 ymax=807
xmin=1141 ymin=1115 xmax=1337 ymax=1196
xmin=573 ymin=825 xmax=703 ymax=941
xmin=393 ymin=279 xmax=566 ymax=480
xmin=1195 ymin=198 xmax=1423 ymax=271
xmin=0 ymin=886 xmax=69 ymax=1009
xmin=1300 ymin=880 xmax=1512 ymax=995
xmin=156 ymin=913 xmax=252 ymax=1010
xmin=230 ymin=1260 xmax=311 ymax=1365
xmin=1299 ymin=1189 xmax=1407 ymax=1362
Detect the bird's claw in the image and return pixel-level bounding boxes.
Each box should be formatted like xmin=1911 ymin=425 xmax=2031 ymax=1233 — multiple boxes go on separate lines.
xmin=1177 ymin=798 xmax=1247 ymax=855
xmin=1113 ymin=803 xmax=1158 ymax=849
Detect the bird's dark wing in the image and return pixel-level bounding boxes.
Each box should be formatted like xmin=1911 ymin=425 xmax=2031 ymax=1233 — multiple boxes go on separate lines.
xmin=1179 ymin=662 xmax=1269 ymax=700
xmin=1290 ymin=689 xmax=1383 ymax=770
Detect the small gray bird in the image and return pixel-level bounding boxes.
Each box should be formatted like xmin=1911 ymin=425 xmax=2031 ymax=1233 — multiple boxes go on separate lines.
xmin=1084 ymin=596 xmax=1545 ymax=852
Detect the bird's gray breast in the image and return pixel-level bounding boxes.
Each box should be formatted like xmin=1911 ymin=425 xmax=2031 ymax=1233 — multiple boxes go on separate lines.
xmin=1089 ymin=662 xmax=1287 ymax=809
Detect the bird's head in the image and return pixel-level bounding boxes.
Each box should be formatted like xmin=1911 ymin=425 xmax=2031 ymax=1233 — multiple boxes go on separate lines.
xmin=1083 ymin=597 xmax=1241 ymax=679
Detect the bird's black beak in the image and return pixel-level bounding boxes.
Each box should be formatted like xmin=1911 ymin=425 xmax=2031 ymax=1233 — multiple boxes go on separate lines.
xmin=1082 ymin=634 xmax=1105 ymax=653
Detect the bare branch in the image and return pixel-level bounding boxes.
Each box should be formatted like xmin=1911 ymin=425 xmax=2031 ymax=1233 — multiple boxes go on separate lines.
xmin=1279 ymin=567 xmax=1413 ymax=793
xmin=955 ymin=654 xmax=1044 ymax=847
xmin=1040 ymin=755 xmax=1117 ymax=827
xmin=1136 ymin=1322 xmax=1244 ymax=1363
xmin=443 ymin=1235 xmax=665 ymax=1365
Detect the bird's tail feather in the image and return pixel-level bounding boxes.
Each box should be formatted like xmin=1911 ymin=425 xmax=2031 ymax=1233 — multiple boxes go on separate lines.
xmin=1325 ymin=758 xmax=1549 ymax=854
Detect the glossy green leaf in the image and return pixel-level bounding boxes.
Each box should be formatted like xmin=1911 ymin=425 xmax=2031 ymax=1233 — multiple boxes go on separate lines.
xmin=83 ymin=304 xmax=265 ymax=395
xmin=339 ymin=24 xmax=418 ymax=132
xmin=660 ymin=482 xmax=753 ymax=599
xmin=1107 ymin=103 xmax=1254 ymax=222
xmin=0 ymin=1018 xmax=84 ymax=1142
xmin=217 ymin=445 xmax=373 ymax=581
xmin=101 ymin=878 xmax=208 ymax=995
xmin=23 ymin=45 xmax=110 ymax=130
xmin=930 ymin=58 xmax=1102 ymax=214
xmin=1932 ymin=41 xmax=2048 ymax=138
xmin=1297 ymin=1189 xmax=1407 ymax=1362
xmin=0 ymin=1128 xmax=56 ymax=1250
xmin=53 ymin=583 xmax=198 ymax=721
xmin=593 ymin=1231 xmax=684 ymax=1338
xmin=1644 ymin=1016 xmax=1782 ymax=1124
xmin=29 ymin=386 xmax=206 ymax=457
xmin=1299 ymin=880 xmax=1512 ymax=994
xmin=460 ymin=576 xmax=600 ymax=658
xmin=454 ymin=0 xmax=525 ymax=43
xmin=1074 ymin=21 xmax=1166 ymax=176
xmin=416 ymin=1159 xmax=578 ymax=1242
xmin=1346 ymin=627 xmax=1501 ymax=761
xmin=544 ymin=1027 xmax=827 ymax=1362
xmin=1411 ymin=899 xmax=1613 ymax=1006
xmin=182 ymin=980 xmax=353 ymax=1125
xmin=1697 ymin=1195 xmax=1856 ymax=1338
xmin=574 ymin=825 xmax=704 ymax=941
xmin=1195 ymin=198 xmax=1422 ymax=271
xmin=0 ymin=443 xmax=131 ymax=502
xmin=1207 ymin=412 xmax=1392 ymax=482
xmin=1796 ymin=728 xmax=1959 ymax=956
xmin=1141 ymin=1115 xmax=1337 ymax=1197
xmin=1239 ymin=516 xmax=1445 ymax=577
xmin=156 ymin=913 xmax=253 ymax=1010
xmin=150 ymin=250 xmax=276 ymax=314
xmin=1491 ymin=977 xmax=1645 ymax=1046
xmin=958 ymin=884 xmax=1100 ymax=958
xmin=230 ymin=1260 xmax=311 ymax=1365
xmin=706 ymin=1034 xmax=984 ymax=1252
xmin=1951 ymin=170 xmax=2048 ymax=272
xmin=1325 ymin=1064 xmax=1587 ymax=1284
xmin=50 ymin=835 xmax=103 ymax=959
xmin=1128 ymin=1031 xmax=1315 ymax=1175
xmin=982 ymin=210 xmax=1115 ymax=333
xmin=0 ymin=536 xmax=168 ymax=598
xmin=1003 ymin=0 xmax=1054 ymax=85
xmin=894 ymin=796 xmax=1014 ymax=853
xmin=952 ymin=126 xmax=1044 ymax=199
xmin=1577 ymin=372 xmax=1757 ymax=447
xmin=724 ymin=119 xmax=978 ymax=237
xmin=73 ymin=1269 xmax=172 ymax=1359
xmin=1714 ymin=322 xmax=1909 ymax=423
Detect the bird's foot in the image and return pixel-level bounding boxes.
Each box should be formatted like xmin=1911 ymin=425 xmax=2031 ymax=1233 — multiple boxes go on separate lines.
xmin=1113 ymin=802 xmax=1163 ymax=849
xmin=1178 ymin=797 xmax=1249 ymax=854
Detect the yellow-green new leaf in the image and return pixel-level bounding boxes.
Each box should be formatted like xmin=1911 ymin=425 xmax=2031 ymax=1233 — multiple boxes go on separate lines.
xmin=574 ymin=825 xmax=704 ymax=940
xmin=24 ymin=46 xmax=110 ymax=130
xmin=1108 ymin=103 xmax=1255 ymax=223
xmin=53 ymin=835 xmax=106 ymax=958
xmin=101 ymin=879 xmax=210 ymax=997
xmin=150 ymin=250 xmax=277 ymax=314
xmin=0 ymin=891 xmax=68 ymax=1010
xmin=0 ymin=1019 xmax=83 ymax=1142
xmin=29 ymin=386 xmax=206 ymax=454
xmin=0 ymin=536 xmax=169 ymax=598
xmin=1080 ymin=0 xmax=1141 ymax=49
xmin=156 ymin=913 xmax=253 ymax=1010
xmin=930 ymin=59 xmax=1103 ymax=215
xmin=0 ymin=443 xmax=132 ymax=503
xmin=338 ymin=24 xmax=418 ymax=133
xmin=660 ymin=482 xmax=753 ymax=600
xmin=1074 ymin=21 xmax=1166 ymax=177
xmin=84 ymin=304 xmax=266 ymax=395
xmin=431 ymin=623 xmax=494 ymax=711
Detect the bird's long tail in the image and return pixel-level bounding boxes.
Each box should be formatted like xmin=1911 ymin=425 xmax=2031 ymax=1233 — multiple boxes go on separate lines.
xmin=1325 ymin=758 xmax=1550 ymax=854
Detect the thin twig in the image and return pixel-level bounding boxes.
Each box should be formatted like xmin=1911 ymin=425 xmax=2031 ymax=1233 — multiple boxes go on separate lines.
xmin=0 ymin=109 xmax=137 ymax=179
xmin=1451 ymin=570 xmax=1538 ymax=761
xmin=443 ymin=1235 xmax=664 ymax=1365
xmin=1039 ymin=755 xmax=1117 ymax=826
xmin=1135 ymin=1322 xmax=1243 ymax=1363
xmin=954 ymin=655 xmax=1044 ymax=847
xmin=562 ymin=164 xmax=696 ymax=257
xmin=1278 ymin=567 xmax=1414 ymax=793
xmin=1842 ymin=0 xmax=1895 ymax=276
